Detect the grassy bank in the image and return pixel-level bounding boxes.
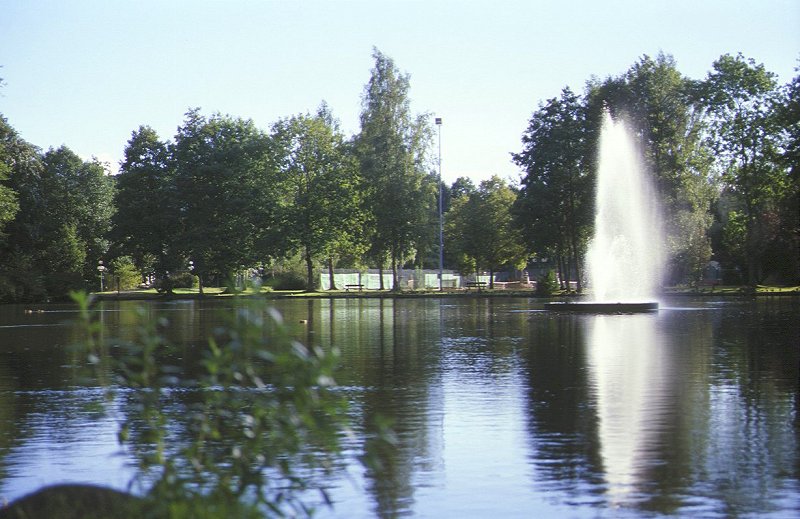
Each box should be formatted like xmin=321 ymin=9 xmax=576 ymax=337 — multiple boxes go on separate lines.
xmin=91 ymin=284 xmax=800 ymax=301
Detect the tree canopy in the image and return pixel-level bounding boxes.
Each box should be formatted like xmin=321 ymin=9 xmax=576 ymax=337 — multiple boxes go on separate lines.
xmin=513 ymin=87 xmax=592 ymax=291
xmin=448 ymin=176 xmax=526 ymax=287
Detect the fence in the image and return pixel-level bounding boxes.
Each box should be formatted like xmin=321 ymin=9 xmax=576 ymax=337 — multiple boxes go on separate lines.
xmin=319 ymin=269 xmax=464 ymax=290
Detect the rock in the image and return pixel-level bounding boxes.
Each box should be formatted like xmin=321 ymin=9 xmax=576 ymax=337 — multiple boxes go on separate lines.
xmin=0 ymin=484 xmax=145 ymax=519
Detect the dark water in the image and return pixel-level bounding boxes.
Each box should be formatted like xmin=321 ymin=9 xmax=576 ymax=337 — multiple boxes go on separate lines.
xmin=0 ymin=296 xmax=798 ymax=517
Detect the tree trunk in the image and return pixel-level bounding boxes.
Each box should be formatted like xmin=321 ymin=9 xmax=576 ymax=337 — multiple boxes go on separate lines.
xmin=570 ymin=235 xmax=583 ymax=293
xmin=489 ymin=268 xmax=495 ymax=289
xmin=391 ymin=247 xmax=399 ymax=291
xmin=305 ymin=247 xmax=316 ymax=291
xmin=327 ymin=257 xmax=336 ymax=290
xmin=567 ymin=185 xmax=582 ymax=293
xmin=378 ymin=262 xmax=384 ymax=290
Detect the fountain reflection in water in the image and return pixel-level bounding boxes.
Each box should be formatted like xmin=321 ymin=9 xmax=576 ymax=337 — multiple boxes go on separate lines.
xmin=587 ymin=313 xmax=670 ymax=504
xmin=586 ymin=111 xmax=663 ymax=303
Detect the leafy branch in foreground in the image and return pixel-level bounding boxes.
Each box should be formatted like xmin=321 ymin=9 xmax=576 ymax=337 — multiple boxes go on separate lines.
xmin=70 ymin=291 xmax=353 ymax=518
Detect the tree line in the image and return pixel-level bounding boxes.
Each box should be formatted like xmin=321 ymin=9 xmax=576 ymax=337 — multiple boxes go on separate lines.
xmin=0 ymin=50 xmax=797 ymax=302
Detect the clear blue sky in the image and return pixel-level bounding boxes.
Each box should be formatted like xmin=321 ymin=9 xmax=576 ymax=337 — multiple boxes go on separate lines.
xmin=1 ymin=0 xmax=798 ymax=184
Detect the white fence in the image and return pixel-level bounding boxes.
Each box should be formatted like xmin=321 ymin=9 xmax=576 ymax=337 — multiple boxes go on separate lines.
xmin=319 ymin=269 xmax=467 ymax=290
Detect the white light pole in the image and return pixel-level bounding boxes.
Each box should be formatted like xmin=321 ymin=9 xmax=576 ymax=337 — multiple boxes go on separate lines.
xmin=435 ymin=117 xmax=443 ymax=291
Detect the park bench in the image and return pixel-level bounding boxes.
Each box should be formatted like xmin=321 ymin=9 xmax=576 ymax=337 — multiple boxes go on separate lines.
xmin=465 ymin=281 xmax=487 ymax=290
xmin=344 ymin=284 xmax=365 ymax=292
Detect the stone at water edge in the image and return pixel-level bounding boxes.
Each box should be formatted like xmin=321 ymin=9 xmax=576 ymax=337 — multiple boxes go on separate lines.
xmin=0 ymin=484 xmax=145 ymax=519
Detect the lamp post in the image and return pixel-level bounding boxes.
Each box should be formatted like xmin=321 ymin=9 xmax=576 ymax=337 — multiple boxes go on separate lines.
xmin=97 ymin=260 xmax=106 ymax=292
xmin=435 ymin=117 xmax=443 ymax=291
xmin=189 ymin=260 xmax=203 ymax=295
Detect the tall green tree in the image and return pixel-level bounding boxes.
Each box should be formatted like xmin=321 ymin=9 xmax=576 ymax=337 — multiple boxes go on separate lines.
xmin=112 ymin=126 xmax=178 ymax=282
xmin=0 ymin=115 xmax=27 ymax=300
xmin=356 ymin=49 xmax=434 ymax=290
xmin=172 ymin=109 xmax=276 ymax=286
xmin=449 ymin=176 xmax=476 ymax=201
xmin=701 ymin=53 xmax=785 ymax=284
xmin=39 ymin=147 xmax=115 ymax=290
xmin=1 ymin=143 xmax=114 ymax=299
xmin=774 ymin=67 xmax=800 ymax=282
xmin=271 ymin=105 xmax=364 ymax=291
xmin=513 ymin=87 xmax=592 ymax=291
xmin=0 ymin=120 xmax=19 ymax=236
xmin=447 ymin=175 xmax=526 ymax=288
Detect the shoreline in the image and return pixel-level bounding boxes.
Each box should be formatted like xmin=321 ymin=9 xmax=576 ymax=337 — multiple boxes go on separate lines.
xmin=87 ymin=286 xmax=800 ymax=302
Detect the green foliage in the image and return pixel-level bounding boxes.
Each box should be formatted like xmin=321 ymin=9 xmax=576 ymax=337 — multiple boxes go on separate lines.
xmin=670 ymin=209 xmax=713 ymax=289
xmin=536 ymin=270 xmax=559 ymax=296
xmin=71 ymin=291 xmax=351 ymax=517
xmin=701 ymin=53 xmax=785 ymax=283
xmin=0 ymin=116 xmax=20 ymax=233
xmin=446 ymin=176 xmax=527 ymax=286
xmin=264 ymin=271 xmax=307 ymax=291
xmin=0 ymin=137 xmax=114 ymax=301
xmin=356 ymin=48 xmax=435 ymax=289
xmin=112 ymin=126 xmax=180 ymax=279
xmin=722 ymin=209 xmax=748 ymax=274
xmin=0 ymin=251 xmax=46 ymax=303
xmin=169 ymin=271 xmax=197 ymax=289
xmin=271 ymin=105 xmax=365 ymax=291
xmin=43 ymin=223 xmax=88 ymax=297
xmin=40 ymin=147 xmax=115 ymax=277
xmin=449 ymin=176 xmax=476 ymax=201
xmin=513 ymin=87 xmax=592 ymax=290
xmin=173 ymin=109 xmax=278 ymax=283
xmin=109 ymin=256 xmax=143 ymax=290
xmin=767 ymin=67 xmax=800 ymax=282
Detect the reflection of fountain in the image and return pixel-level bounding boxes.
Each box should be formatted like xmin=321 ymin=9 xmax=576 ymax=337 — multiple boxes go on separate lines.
xmin=547 ymin=111 xmax=662 ymax=312
xmin=587 ymin=314 xmax=669 ymax=503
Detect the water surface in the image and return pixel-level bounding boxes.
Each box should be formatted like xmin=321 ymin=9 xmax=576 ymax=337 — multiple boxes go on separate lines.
xmin=0 ymin=296 xmax=797 ymax=517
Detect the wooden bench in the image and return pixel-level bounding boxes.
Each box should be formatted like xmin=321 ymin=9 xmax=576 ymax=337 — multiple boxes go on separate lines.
xmin=344 ymin=284 xmax=364 ymax=292
xmin=465 ymin=281 xmax=487 ymax=290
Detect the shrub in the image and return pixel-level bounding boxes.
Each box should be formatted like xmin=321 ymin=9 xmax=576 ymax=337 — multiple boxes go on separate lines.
xmin=169 ymin=271 xmax=197 ymax=289
xmin=536 ymin=270 xmax=559 ymax=296
xmin=263 ymin=272 xmax=307 ymax=291
xmin=109 ymin=256 xmax=143 ymax=291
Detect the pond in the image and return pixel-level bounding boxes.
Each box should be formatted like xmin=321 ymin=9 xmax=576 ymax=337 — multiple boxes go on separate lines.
xmin=0 ymin=296 xmax=798 ymax=517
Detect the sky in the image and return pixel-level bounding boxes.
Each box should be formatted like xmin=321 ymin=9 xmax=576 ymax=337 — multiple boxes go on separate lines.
xmin=1 ymin=0 xmax=799 ymax=184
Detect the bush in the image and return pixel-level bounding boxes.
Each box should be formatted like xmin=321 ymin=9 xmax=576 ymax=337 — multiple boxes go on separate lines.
xmin=263 ymin=272 xmax=307 ymax=291
xmin=169 ymin=271 xmax=197 ymax=289
xmin=109 ymin=256 xmax=143 ymax=291
xmin=536 ymin=270 xmax=559 ymax=296
xmin=45 ymin=271 xmax=86 ymax=300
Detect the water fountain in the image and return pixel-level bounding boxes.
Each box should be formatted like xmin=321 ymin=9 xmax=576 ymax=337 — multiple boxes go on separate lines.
xmin=546 ymin=111 xmax=663 ymax=312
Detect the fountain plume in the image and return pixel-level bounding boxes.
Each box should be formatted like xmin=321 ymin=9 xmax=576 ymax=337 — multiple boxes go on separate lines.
xmin=586 ymin=111 xmax=663 ymax=302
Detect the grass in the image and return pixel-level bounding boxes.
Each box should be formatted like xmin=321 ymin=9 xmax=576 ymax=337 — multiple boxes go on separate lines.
xmin=92 ymin=284 xmax=800 ymax=300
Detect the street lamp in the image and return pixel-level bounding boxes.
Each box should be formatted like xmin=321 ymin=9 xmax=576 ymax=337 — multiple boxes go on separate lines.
xmin=435 ymin=117 xmax=443 ymax=291
xmin=189 ymin=260 xmax=203 ymax=295
xmin=97 ymin=260 xmax=106 ymax=292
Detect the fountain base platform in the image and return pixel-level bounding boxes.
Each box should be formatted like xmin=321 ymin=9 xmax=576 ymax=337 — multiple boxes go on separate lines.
xmin=544 ymin=301 xmax=659 ymax=313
